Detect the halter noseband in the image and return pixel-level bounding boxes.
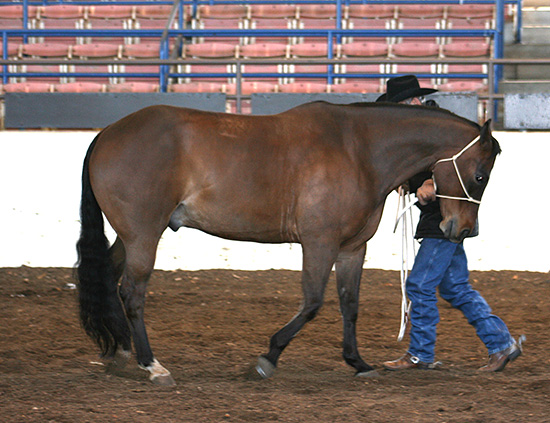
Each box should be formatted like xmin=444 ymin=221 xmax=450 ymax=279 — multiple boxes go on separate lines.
xmin=432 ymin=135 xmax=482 ymax=205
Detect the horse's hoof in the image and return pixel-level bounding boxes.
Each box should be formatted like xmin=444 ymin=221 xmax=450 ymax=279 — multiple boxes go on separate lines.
xmin=255 ymin=356 xmax=276 ymax=379
xmin=355 ymin=369 xmax=379 ymax=378
xmin=151 ymin=373 xmax=176 ymax=386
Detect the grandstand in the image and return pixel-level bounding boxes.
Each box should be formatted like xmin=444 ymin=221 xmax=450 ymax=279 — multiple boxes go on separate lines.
xmin=1 ymin=0 xmax=549 ymax=128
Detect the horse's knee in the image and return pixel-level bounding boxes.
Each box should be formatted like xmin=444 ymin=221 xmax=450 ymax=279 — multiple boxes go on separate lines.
xmin=302 ymin=300 xmax=323 ymax=322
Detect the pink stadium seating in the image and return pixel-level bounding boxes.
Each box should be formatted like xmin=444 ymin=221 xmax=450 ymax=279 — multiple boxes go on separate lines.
xmin=121 ymin=43 xmax=162 ymax=83
xmin=37 ymin=17 xmax=85 ymax=45
xmin=192 ymin=17 xmax=245 ymax=45
xmin=290 ymin=42 xmax=332 ymax=58
xmin=397 ymin=5 xmax=444 ymax=19
xmin=68 ymin=64 xmax=116 ymax=84
xmin=3 ymin=82 xmax=52 ymax=93
xmin=135 ymin=5 xmax=174 ymax=20
xmin=54 ymin=81 xmax=105 ymax=93
xmin=0 ymin=18 xmax=26 ymax=29
xmin=0 ymin=5 xmax=38 ymax=19
xmin=239 ymin=42 xmax=288 ymax=58
xmin=39 ymin=5 xmax=85 ymax=19
xmin=297 ymin=17 xmax=339 ymax=43
xmin=85 ymin=16 xmax=132 ymax=45
xmin=87 ymin=5 xmax=134 ymax=19
xmin=169 ymin=82 xmax=225 ymax=93
xmin=20 ymin=64 xmax=66 ymax=83
xmin=198 ymin=4 xmax=248 ymax=19
xmin=225 ymin=81 xmax=278 ymax=95
xmin=298 ymin=4 xmax=338 ymax=19
xmin=291 ymin=64 xmax=330 ymax=83
xmin=392 ymin=41 xmax=440 ymax=58
xmin=331 ymin=80 xmax=381 ymax=93
xmin=248 ymin=17 xmax=295 ymax=44
xmin=20 ymin=42 xmax=70 ymax=58
xmin=437 ymin=80 xmax=487 ymax=93
xmin=107 ymin=82 xmax=160 ymax=93
xmin=279 ymin=82 xmax=328 ymax=93
xmin=0 ymin=42 xmax=21 ymax=58
xmin=338 ymin=63 xmax=386 ymax=79
xmin=183 ymin=63 xmax=234 ymax=83
xmin=340 ymin=41 xmax=388 ymax=57
xmin=133 ymin=16 xmax=179 ymax=45
xmin=346 ymin=4 xmax=395 ymax=19
xmin=72 ymin=43 xmax=120 ymax=58
xmin=344 ymin=17 xmax=392 ymax=43
xmin=241 ymin=63 xmax=285 ymax=83
xmin=442 ymin=41 xmax=490 ymax=57
xmin=396 ymin=17 xmax=442 ymax=43
xmin=445 ymin=18 xmax=492 ymax=43
xmin=249 ymin=4 xmax=297 ymax=19
xmin=446 ymin=5 xmax=494 ymax=19
xmin=184 ymin=42 xmax=237 ymax=58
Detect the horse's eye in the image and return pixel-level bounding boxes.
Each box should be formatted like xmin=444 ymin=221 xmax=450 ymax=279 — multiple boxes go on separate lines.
xmin=475 ymin=175 xmax=485 ymax=183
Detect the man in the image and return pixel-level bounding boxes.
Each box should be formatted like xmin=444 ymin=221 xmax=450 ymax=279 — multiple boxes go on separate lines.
xmin=377 ymin=75 xmax=523 ymax=372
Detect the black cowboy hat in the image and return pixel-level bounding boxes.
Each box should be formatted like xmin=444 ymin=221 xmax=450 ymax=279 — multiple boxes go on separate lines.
xmin=376 ymin=75 xmax=437 ymax=103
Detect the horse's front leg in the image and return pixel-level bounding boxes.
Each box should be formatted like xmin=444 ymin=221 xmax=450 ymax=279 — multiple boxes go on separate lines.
xmin=335 ymin=244 xmax=378 ymax=377
xmin=119 ymin=238 xmax=176 ymax=386
xmin=255 ymin=240 xmax=339 ymax=379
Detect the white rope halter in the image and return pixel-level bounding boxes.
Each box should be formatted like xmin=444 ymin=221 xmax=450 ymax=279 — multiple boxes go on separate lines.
xmin=433 ymin=135 xmax=482 ymax=205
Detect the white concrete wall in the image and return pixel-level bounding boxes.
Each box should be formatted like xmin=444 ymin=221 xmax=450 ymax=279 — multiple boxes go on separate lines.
xmin=0 ymin=130 xmax=547 ymax=272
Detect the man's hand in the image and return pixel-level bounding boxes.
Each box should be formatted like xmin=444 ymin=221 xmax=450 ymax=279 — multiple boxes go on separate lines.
xmin=416 ymin=179 xmax=436 ymax=205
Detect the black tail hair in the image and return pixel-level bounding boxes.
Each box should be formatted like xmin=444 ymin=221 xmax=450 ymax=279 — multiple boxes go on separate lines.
xmin=76 ymin=134 xmax=130 ymax=357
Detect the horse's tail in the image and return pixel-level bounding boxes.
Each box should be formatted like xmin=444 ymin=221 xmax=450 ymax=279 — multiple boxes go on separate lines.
xmin=76 ymin=134 xmax=130 ymax=357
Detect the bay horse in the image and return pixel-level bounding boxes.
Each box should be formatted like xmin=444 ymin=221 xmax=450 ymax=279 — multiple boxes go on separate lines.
xmin=76 ymin=101 xmax=501 ymax=386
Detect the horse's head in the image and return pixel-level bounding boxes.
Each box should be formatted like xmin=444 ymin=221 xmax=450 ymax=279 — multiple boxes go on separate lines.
xmin=432 ymin=120 xmax=501 ymax=243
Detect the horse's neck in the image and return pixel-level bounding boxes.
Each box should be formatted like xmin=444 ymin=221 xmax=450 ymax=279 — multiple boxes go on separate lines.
xmin=371 ymin=126 xmax=470 ymax=195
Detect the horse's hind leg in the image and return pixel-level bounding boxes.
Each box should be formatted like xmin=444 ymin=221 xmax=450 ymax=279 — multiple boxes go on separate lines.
xmin=118 ymin=235 xmax=176 ymax=386
xmin=256 ymin=241 xmax=339 ymax=379
xmin=335 ymin=244 xmax=377 ymax=377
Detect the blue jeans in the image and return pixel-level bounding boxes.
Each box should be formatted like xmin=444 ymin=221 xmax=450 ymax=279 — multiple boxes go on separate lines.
xmin=406 ymin=238 xmax=514 ymax=363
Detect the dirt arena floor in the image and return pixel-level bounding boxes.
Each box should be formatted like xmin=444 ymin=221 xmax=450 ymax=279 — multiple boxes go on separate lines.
xmin=1 ymin=266 xmax=548 ymax=423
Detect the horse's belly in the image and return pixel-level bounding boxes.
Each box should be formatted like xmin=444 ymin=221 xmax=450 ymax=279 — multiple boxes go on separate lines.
xmin=169 ymin=201 xmax=294 ymax=243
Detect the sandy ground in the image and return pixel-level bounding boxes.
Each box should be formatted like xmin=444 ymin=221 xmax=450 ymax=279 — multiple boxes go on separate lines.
xmin=0 ymin=130 xmax=548 ymax=272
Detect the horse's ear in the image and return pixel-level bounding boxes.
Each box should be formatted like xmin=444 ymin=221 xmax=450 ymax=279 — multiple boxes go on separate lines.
xmin=480 ymin=119 xmax=492 ymax=147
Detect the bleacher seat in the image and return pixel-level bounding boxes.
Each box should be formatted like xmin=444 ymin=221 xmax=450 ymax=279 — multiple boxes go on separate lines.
xmin=442 ymin=41 xmax=490 ymax=57
xmin=445 ymin=18 xmax=493 ymax=43
xmin=19 ymin=64 xmax=66 ymax=83
xmin=182 ymin=63 xmax=234 ymax=84
xmin=85 ymin=14 xmax=132 ymax=45
xmin=135 ymin=5 xmax=175 ymax=20
xmin=240 ymin=42 xmax=289 ymax=58
xmin=249 ymin=4 xmax=297 ymax=19
xmin=331 ymin=80 xmax=381 ymax=93
xmin=169 ymin=81 xmax=225 ymax=93
xmin=279 ymin=81 xmax=328 ymax=93
xmin=437 ymin=80 xmax=487 ymax=93
xmin=39 ymin=5 xmax=85 ymax=20
xmin=337 ymin=63 xmax=386 ymax=83
xmin=72 ymin=43 xmax=120 ymax=59
xmin=344 ymin=17 xmax=392 ymax=44
xmin=396 ymin=17 xmax=442 ymax=43
xmin=225 ymin=80 xmax=278 ymax=95
xmin=3 ymin=81 xmax=52 ymax=93
xmin=120 ymin=43 xmax=162 ymax=83
xmin=107 ymin=82 xmax=160 ymax=93
xmin=391 ymin=41 xmax=440 ymax=58
xmin=397 ymin=5 xmax=444 ymax=19
xmin=340 ymin=41 xmax=388 ymax=58
xmin=248 ymin=17 xmax=295 ymax=44
xmin=20 ymin=42 xmax=70 ymax=58
xmin=446 ymin=4 xmax=494 ymax=19
xmin=345 ymin=4 xmax=395 ymax=19
xmin=192 ymin=17 xmax=246 ymax=46
xmin=296 ymin=17 xmax=339 ymax=43
xmin=290 ymin=64 xmax=330 ymax=83
xmin=241 ymin=63 xmax=285 ymax=83
xmin=198 ymin=4 xmax=248 ymax=20
xmin=71 ymin=43 xmax=120 ymax=84
xmin=0 ymin=5 xmax=38 ymax=19
xmin=298 ymin=4 xmax=338 ymax=20
xmin=87 ymin=5 xmax=134 ymax=20
xmin=184 ymin=42 xmax=237 ymax=58
xmin=290 ymin=42 xmax=332 ymax=58
xmin=0 ymin=42 xmax=21 ymax=58
xmin=54 ymin=81 xmax=105 ymax=93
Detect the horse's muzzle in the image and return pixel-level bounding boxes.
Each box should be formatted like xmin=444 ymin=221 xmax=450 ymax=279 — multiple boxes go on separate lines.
xmin=440 ymin=219 xmax=471 ymax=244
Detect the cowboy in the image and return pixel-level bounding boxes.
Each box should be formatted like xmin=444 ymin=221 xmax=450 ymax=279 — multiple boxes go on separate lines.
xmin=378 ymin=75 xmax=523 ymax=372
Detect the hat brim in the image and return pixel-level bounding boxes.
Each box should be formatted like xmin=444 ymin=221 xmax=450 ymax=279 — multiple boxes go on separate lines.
xmin=376 ymin=87 xmax=437 ymax=103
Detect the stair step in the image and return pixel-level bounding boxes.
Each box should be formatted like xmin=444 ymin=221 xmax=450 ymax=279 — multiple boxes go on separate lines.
xmin=499 ymin=80 xmax=550 ymax=93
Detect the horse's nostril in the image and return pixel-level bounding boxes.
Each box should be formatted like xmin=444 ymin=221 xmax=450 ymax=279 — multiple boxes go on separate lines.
xmin=459 ymin=228 xmax=470 ymax=241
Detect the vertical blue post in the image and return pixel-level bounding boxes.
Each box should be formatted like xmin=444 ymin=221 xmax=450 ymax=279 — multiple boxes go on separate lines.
xmin=516 ymin=0 xmax=522 ymax=43
xmin=494 ymin=0 xmax=505 ymax=92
